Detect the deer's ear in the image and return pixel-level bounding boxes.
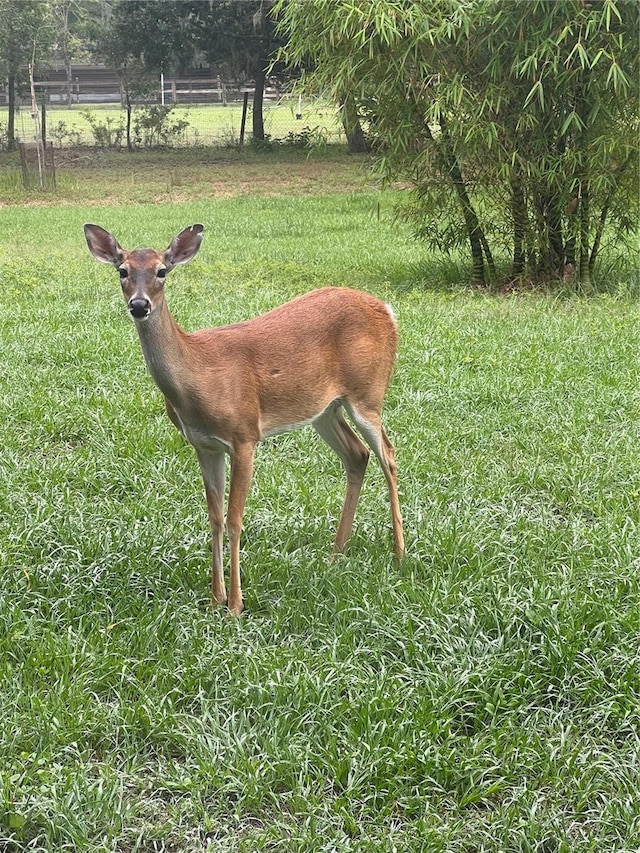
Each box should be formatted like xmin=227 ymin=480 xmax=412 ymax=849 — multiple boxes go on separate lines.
xmin=84 ymin=224 xmax=124 ymax=266
xmin=164 ymin=224 xmax=204 ymax=269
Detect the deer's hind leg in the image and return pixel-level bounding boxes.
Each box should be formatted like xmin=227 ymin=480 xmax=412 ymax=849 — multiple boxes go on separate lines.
xmin=313 ymin=403 xmax=370 ymax=556
xmin=343 ymin=403 xmax=405 ymax=560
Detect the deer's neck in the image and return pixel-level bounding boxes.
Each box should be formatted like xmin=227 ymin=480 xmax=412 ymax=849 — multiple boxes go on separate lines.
xmin=134 ymin=302 xmax=190 ymax=406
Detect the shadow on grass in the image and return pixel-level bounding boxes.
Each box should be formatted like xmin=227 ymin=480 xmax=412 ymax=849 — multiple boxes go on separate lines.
xmin=377 ymin=252 xmax=640 ymax=298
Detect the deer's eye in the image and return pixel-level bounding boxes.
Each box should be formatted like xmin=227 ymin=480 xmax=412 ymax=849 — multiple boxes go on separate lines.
xmin=118 ymin=267 xmax=128 ymax=279
xmin=157 ymin=268 xmax=167 ymax=279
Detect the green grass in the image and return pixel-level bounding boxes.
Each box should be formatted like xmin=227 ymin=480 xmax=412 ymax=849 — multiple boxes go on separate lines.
xmin=0 ymin=147 xmax=374 ymax=207
xmin=1 ymin=153 xmax=640 ymax=851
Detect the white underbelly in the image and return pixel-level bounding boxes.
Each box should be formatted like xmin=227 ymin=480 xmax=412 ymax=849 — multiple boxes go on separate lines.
xmin=260 ymin=415 xmax=317 ymax=440
xmin=174 ymin=413 xmax=231 ymax=453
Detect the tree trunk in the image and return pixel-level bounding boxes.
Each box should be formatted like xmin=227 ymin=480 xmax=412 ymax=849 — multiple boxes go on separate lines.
xmin=578 ymin=184 xmax=591 ymax=288
xmin=535 ymin=190 xmax=565 ymax=279
xmin=125 ymin=92 xmax=133 ymax=151
xmin=252 ymin=62 xmax=266 ymax=142
xmin=510 ymin=175 xmax=527 ymax=278
xmin=548 ymin=205 xmax=565 ymax=277
xmin=60 ymin=4 xmax=72 ymax=107
xmin=479 ymin=231 xmax=497 ymax=281
xmin=7 ymin=72 xmax=16 ymax=151
xmin=121 ymin=84 xmax=133 ymax=151
xmin=416 ymin=110 xmax=489 ymax=284
xmin=65 ymin=55 xmax=73 ymax=107
xmin=443 ymin=145 xmax=486 ymax=284
xmin=339 ymin=95 xmax=369 ymax=153
xmin=575 ymin=69 xmax=591 ymax=287
xmin=438 ymin=119 xmax=487 ymax=284
xmin=590 ymin=152 xmax=633 ymax=274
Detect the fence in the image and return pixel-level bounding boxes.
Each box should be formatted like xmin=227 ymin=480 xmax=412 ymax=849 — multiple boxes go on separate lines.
xmin=0 ymin=91 xmax=345 ymax=150
xmin=19 ymin=141 xmax=56 ymax=188
xmin=0 ymin=66 xmax=347 ymax=149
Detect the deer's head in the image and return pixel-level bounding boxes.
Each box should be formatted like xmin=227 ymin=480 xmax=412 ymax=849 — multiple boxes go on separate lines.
xmin=84 ymin=224 xmax=204 ymax=321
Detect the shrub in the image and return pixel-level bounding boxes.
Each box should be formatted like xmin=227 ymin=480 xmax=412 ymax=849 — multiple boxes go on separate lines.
xmin=81 ymin=110 xmax=125 ymax=149
xmin=132 ymin=106 xmax=190 ymax=148
xmin=49 ymin=120 xmax=82 ymax=148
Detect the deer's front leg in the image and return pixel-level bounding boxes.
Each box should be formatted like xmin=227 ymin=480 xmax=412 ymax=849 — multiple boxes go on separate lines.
xmin=226 ymin=442 xmax=255 ymax=617
xmin=197 ymin=449 xmax=227 ymax=607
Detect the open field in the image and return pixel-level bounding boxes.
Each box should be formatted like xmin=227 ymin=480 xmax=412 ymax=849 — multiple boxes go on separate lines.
xmin=0 ymin=99 xmax=344 ymax=148
xmin=1 ymin=149 xmax=639 ymax=851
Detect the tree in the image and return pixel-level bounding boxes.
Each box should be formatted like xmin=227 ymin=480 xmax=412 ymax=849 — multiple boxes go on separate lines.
xmin=0 ymin=0 xmax=51 ymax=150
xmin=90 ymin=0 xmax=198 ymax=75
xmin=90 ymin=0 xmax=284 ymax=145
xmin=49 ymin=0 xmax=94 ymax=106
xmin=86 ymin=0 xmax=187 ymax=150
xmin=276 ymin=0 xmax=639 ymax=287
xmin=187 ymin=0 xmax=283 ymax=143
xmin=339 ymin=93 xmax=370 ymax=154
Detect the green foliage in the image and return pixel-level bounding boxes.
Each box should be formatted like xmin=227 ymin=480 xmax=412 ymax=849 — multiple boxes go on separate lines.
xmin=277 ymin=0 xmax=640 ymax=288
xmin=132 ymin=105 xmax=191 ymax=148
xmin=48 ymin=118 xmax=82 ymax=148
xmin=80 ymin=105 xmax=191 ymax=151
xmin=80 ymin=109 xmax=125 ymax=149
xmin=249 ymin=124 xmax=329 ymax=152
xmin=282 ymin=124 xmax=328 ymax=149
xmin=87 ymin=0 xmax=286 ymax=144
xmin=0 ymin=0 xmax=53 ymax=147
xmin=0 ymin=0 xmax=52 ymax=73
xmin=90 ymin=0 xmax=198 ymax=74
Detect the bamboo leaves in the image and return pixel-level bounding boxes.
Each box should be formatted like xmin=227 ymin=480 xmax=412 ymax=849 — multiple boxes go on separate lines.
xmin=277 ymin=0 xmax=639 ymax=286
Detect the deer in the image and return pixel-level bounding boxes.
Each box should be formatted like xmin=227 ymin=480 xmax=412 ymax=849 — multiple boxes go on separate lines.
xmin=83 ymin=223 xmax=404 ymax=616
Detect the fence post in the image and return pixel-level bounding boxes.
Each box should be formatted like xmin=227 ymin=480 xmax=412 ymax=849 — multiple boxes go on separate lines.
xmin=239 ymin=91 xmax=249 ymax=147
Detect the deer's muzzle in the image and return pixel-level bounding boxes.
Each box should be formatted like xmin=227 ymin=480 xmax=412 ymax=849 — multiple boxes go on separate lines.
xmin=129 ymin=298 xmax=151 ymax=319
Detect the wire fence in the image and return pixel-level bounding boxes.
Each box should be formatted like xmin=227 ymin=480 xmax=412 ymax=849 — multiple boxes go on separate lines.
xmin=0 ymin=96 xmax=346 ymax=150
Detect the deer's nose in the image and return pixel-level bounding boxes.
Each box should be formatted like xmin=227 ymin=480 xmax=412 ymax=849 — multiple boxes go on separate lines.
xmin=128 ymin=298 xmax=151 ymax=319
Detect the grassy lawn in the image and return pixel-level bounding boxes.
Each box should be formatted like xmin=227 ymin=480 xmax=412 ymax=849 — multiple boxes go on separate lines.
xmin=0 ymin=146 xmax=374 ymax=207
xmin=0 ymin=149 xmax=639 ymax=851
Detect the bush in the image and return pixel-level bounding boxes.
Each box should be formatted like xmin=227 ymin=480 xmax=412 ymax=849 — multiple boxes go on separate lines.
xmin=282 ymin=124 xmax=328 ymax=149
xmin=81 ymin=110 xmax=125 ymax=149
xmin=49 ymin=120 xmax=82 ymax=148
xmin=132 ymin=106 xmax=190 ymax=148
